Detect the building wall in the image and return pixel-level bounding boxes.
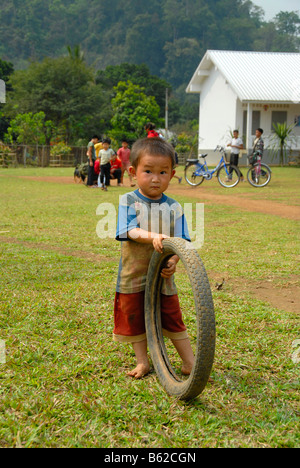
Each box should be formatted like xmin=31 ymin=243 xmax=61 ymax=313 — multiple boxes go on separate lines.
xmin=198 ymin=68 xmax=237 ymax=165
xmin=237 ymin=101 xmax=300 ymax=147
xmin=197 ymin=72 xmax=300 ymax=165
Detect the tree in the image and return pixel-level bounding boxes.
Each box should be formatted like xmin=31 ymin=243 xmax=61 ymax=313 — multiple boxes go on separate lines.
xmin=274 ymin=11 xmax=300 ymax=51
xmin=96 ymin=63 xmax=171 ymax=117
xmin=0 ymin=58 xmax=14 ymax=92
xmin=110 ymin=81 xmax=162 ymax=142
xmin=5 ymin=112 xmax=54 ymax=145
xmin=0 ymin=58 xmax=14 ymax=140
xmin=162 ymin=38 xmax=202 ymax=88
xmin=3 ymin=56 xmax=109 ymax=144
xmin=270 ymin=122 xmax=296 ymax=166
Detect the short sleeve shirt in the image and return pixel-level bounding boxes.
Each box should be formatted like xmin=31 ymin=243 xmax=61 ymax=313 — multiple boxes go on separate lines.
xmin=117 ymin=148 xmax=131 ymax=164
xmin=116 ymin=190 xmax=190 ymax=295
xmin=230 ymin=137 xmax=243 ymax=155
xmin=100 ymin=148 xmax=115 ymax=165
xmin=87 ymin=141 xmax=96 ymax=161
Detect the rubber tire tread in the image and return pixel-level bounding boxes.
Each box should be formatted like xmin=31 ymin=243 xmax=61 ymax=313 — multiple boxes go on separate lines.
xmin=145 ymin=238 xmax=215 ymax=401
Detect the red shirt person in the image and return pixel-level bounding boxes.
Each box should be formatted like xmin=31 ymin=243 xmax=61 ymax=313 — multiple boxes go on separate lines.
xmin=145 ymin=122 xmax=159 ymax=138
xmin=117 ymin=140 xmax=135 ymax=187
xmin=110 ymin=154 xmax=122 ymax=186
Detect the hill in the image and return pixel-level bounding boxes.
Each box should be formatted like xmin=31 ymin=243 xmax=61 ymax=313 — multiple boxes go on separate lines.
xmin=0 ymin=0 xmax=299 ymax=89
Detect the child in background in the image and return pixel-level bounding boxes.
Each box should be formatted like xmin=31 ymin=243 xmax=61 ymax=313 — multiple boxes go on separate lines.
xmin=145 ymin=123 xmax=159 ymax=138
xmin=99 ymin=138 xmax=115 ymax=191
xmin=110 ymin=153 xmax=122 ymax=186
xmin=117 ymin=140 xmax=135 ymax=187
xmin=114 ymin=137 xmax=194 ymax=379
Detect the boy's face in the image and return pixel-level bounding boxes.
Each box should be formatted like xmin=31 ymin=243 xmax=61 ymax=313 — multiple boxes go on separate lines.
xmin=131 ymin=153 xmax=175 ymax=200
xmin=233 ymin=131 xmax=238 ymax=139
xmin=103 ymin=142 xmax=110 ymax=150
xmin=122 ymin=142 xmax=128 ymax=149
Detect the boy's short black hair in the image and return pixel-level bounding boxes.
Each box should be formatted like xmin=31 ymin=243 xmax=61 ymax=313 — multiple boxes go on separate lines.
xmin=257 ymin=128 xmax=264 ymax=135
xmin=233 ymin=129 xmax=239 ymax=133
xmin=102 ymin=138 xmax=111 ymax=144
xmin=130 ymin=137 xmax=176 ymax=169
xmin=92 ymin=135 xmax=100 ymax=140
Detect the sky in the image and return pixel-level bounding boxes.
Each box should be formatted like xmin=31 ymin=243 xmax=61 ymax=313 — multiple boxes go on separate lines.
xmin=253 ymin=0 xmax=299 ymax=20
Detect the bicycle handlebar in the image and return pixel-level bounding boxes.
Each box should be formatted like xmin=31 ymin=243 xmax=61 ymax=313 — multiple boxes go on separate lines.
xmin=214 ymin=145 xmax=225 ymax=152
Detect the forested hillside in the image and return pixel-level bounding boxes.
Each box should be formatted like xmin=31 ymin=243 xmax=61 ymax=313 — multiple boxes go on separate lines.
xmin=1 ymin=0 xmax=299 ymax=89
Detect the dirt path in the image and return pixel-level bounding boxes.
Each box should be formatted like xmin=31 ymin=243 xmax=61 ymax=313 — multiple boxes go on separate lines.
xmin=167 ymin=185 xmax=300 ymax=221
xmin=2 ymin=174 xmax=299 ymax=220
xmin=208 ymin=271 xmax=299 ymax=315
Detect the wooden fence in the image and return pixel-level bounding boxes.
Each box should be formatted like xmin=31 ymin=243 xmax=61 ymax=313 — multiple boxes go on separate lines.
xmin=0 ymin=144 xmax=87 ymax=168
xmin=0 ymin=143 xmax=195 ymax=167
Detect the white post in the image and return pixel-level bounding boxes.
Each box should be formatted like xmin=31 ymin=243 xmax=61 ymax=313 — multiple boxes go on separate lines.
xmin=246 ymin=102 xmax=252 ymax=151
xmin=0 ymin=80 xmax=5 ymax=103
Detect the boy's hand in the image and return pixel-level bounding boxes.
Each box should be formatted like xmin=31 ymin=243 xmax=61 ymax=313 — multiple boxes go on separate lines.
xmin=161 ymin=256 xmax=179 ymax=279
xmin=152 ymin=234 xmax=169 ymax=253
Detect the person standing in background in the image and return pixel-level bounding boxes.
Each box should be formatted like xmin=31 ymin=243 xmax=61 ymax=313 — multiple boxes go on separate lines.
xmin=227 ymin=129 xmax=244 ymax=181
xmin=86 ymin=135 xmax=99 ymax=186
xmin=99 ymin=138 xmax=115 ymax=191
xmin=145 ymin=123 xmax=159 ymax=138
xmin=118 ymin=139 xmax=135 ymax=187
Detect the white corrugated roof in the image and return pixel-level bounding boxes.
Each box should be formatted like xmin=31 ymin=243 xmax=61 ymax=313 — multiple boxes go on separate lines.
xmin=0 ymin=80 xmax=5 ymax=103
xmin=187 ymin=50 xmax=300 ymax=103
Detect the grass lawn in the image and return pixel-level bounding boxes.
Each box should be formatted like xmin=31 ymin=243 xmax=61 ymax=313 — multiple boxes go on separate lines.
xmin=0 ymin=167 xmax=299 ymax=448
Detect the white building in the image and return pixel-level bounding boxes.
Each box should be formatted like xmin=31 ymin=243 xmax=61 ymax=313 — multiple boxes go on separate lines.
xmin=0 ymin=79 xmax=5 ymax=103
xmin=186 ymin=50 xmax=300 ymax=164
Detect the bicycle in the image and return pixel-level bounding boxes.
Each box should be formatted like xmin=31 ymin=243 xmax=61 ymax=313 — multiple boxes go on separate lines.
xmin=184 ymin=145 xmax=240 ymax=188
xmin=247 ymin=154 xmax=272 ymax=188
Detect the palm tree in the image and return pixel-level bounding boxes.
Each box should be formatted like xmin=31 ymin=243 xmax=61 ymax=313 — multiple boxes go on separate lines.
xmin=67 ymin=45 xmax=85 ymax=63
xmin=270 ymin=122 xmax=296 ymax=166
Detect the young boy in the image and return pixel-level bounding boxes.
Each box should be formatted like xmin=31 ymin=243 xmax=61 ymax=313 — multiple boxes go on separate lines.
xmin=117 ymin=139 xmax=135 ymax=187
xmin=110 ymin=153 xmax=122 ymax=186
xmin=99 ymin=138 xmax=115 ymax=191
xmin=227 ymin=129 xmax=244 ymax=181
xmin=114 ymin=137 xmax=194 ymax=379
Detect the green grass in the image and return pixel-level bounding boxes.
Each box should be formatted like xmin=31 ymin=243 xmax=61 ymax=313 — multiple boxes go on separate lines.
xmin=0 ymin=167 xmax=299 ymax=448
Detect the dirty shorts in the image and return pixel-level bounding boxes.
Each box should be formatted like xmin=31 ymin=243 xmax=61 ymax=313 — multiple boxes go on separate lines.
xmin=113 ymin=291 xmax=188 ymax=343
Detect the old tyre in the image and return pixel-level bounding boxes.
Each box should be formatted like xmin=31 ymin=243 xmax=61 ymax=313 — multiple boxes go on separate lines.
xmin=145 ymin=238 xmax=216 ymax=401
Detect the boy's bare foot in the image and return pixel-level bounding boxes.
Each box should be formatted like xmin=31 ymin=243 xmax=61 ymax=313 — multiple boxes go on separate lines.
xmin=127 ymin=363 xmax=150 ymax=379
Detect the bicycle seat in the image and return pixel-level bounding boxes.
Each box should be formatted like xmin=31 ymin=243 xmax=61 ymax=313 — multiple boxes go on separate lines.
xmin=199 ymin=154 xmax=208 ymax=159
xmin=186 ymin=158 xmax=199 ymax=163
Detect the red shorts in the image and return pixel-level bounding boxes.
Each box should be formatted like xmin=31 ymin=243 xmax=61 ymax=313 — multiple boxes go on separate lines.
xmin=113 ymin=291 xmax=188 ymax=343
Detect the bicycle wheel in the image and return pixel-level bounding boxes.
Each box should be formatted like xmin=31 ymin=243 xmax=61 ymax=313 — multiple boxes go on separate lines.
xmin=145 ymin=238 xmax=215 ymax=401
xmin=247 ymin=163 xmax=271 ymax=187
xmin=217 ymin=164 xmax=240 ymax=188
xmin=184 ymin=163 xmax=204 ymax=186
